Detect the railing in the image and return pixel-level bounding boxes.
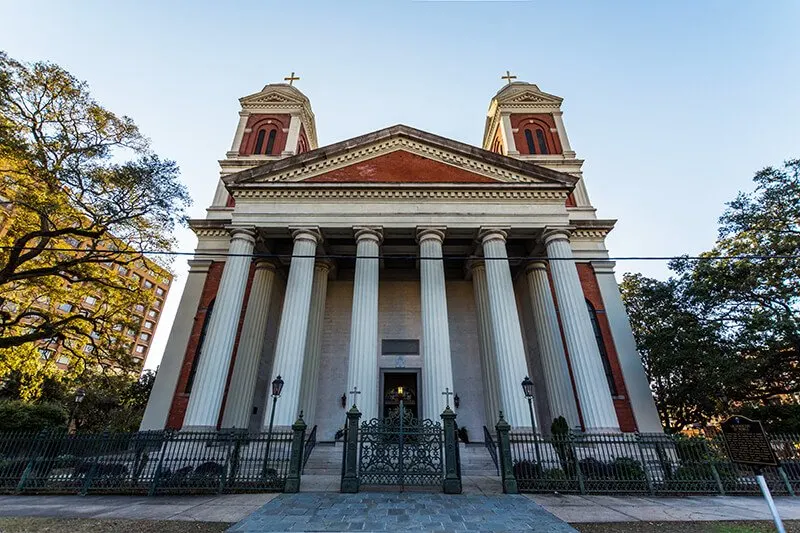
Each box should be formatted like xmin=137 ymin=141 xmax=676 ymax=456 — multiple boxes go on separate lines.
xmin=504 ymin=430 xmax=800 ymax=496
xmin=301 ymin=425 xmax=317 ymax=474
xmin=0 ymin=428 xmax=300 ymax=495
xmin=483 ymin=426 xmax=499 ymax=475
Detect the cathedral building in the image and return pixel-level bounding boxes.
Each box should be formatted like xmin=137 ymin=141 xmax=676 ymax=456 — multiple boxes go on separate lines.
xmin=140 ymin=76 xmax=662 ymax=439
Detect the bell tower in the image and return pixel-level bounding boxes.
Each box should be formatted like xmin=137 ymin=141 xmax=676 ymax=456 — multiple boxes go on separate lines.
xmin=209 ymin=76 xmax=318 ymax=210
xmin=482 ymin=76 xmax=593 ymax=215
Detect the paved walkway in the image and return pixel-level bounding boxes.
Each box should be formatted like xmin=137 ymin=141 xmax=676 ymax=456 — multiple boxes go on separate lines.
xmin=228 ymin=492 xmax=577 ymax=532
xmin=528 ymin=493 xmax=800 ymax=523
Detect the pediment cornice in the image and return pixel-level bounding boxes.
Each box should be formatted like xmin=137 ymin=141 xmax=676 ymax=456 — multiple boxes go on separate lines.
xmin=224 ymin=125 xmax=576 ymax=189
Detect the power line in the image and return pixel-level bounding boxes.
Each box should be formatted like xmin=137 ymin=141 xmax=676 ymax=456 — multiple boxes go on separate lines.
xmin=1 ymin=245 xmax=800 ymax=262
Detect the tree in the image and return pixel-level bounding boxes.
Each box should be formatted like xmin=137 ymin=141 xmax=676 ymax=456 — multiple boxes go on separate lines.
xmin=620 ymin=273 xmax=733 ymax=432
xmin=622 ymin=160 xmax=800 ymax=431
xmin=0 ymin=52 xmax=190 ymax=387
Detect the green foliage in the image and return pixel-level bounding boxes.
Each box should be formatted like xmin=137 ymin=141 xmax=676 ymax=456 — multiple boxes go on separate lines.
xmin=551 ymin=416 xmax=569 ymax=436
xmin=0 ymin=400 xmax=67 ymax=431
xmin=0 ymin=51 xmax=190 ymax=385
xmin=737 ymin=403 xmax=800 ymax=434
xmin=621 ymin=159 xmax=800 ymax=432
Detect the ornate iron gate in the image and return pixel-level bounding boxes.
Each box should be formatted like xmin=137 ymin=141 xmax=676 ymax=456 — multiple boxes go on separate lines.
xmin=358 ymin=407 xmax=444 ymax=489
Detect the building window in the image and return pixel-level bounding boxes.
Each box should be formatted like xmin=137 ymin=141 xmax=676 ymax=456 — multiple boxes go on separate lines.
xmin=144 ymin=280 xmax=153 ymax=289
xmin=254 ymin=129 xmax=266 ymax=154
xmin=139 ymin=332 xmax=150 ymax=341
xmin=83 ymin=344 xmax=94 ymax=353
xmin=132 ymin=357 xmax=142 ymax=365
xmin=148 ymin=310 xmax=158 ymax=319
xmin=525 ymin=129 xmax=536 ymax=154
xmin=144 ymin=320 xmax=154 ymax=329
xmin=134 ymin=304 xmax=145 ymax=313
xmin=155 ymin=287 xmax=165 ymax=297
xmin=586 ymin=300 xmax=618 ymax=396
xmin=186 ymin=299 xmax=214 ymax=393
xmin=57 ymin=355 xmax=70 ymax=365
xmin=39 ymin=348 xmax=54 ymax=360
xmin=131 ymin=273 xmax=140 ymax=283
xmin=84 ymin=295 xmax=97 ymax=306
xmin=118 ymin=266 xmax=128 ymax=276
xmin=57 ymin=302 xmax=73 ymax=313
xmin=135 ymin=345 xmax=146 ymax=354
xmin=536 ymin=129 xmax=549 ymax=154
xmin=265 ymin=129 xmax=277 ymax=155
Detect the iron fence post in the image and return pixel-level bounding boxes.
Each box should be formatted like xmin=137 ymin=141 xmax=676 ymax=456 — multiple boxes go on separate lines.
xmin=285 ymin=413 xmax=307 ymax=493
xmin=340 ymin=405 xmax=361 ymax=493
xmin=81 ymin=431 xmax=109 ymax=496
xmin=778 ymin=465 xmax=795 ymax=497
xmin=441 ymin=406 xmax=462 ymax=494
xmin=495 ymin=411 xmax=518 ymax=494
xmin=701 ymin=438 xmax=725 ymax=496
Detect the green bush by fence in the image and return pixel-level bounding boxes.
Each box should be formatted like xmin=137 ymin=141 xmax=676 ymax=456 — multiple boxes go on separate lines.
xmin=0 ymin=428 xmax=304 ymax=495
xmin=504 ymin=430 xmax=800 ymax=496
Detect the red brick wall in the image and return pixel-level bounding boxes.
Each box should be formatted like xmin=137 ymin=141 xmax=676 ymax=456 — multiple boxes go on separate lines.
xmin=165 ymin=261 xmax=256 ymax=429
xmin=576 ymin=263 xmax=637 ymax=432
xmin=297 ymin=125 xmax=309 ymax=154
xmin=306 ymin=151 xmax=498 ymax=184
xmin=511 ymin=114 xmax=563 ymax=155
xmin=238 ymin=114 xmax=290 ymax=156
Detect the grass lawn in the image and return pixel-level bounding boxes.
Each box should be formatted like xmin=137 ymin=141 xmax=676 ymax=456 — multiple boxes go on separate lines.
xmin=575 ymin=521 xmax=800 ymax=533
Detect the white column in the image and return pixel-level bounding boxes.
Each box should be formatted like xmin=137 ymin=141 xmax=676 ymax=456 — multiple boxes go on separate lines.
xmin=418 ymin=228 xmax=455 ymax=419
xmin=267 ymin=228 xmax=321 ymax=428
xmin=346 ymin=227 xmax=382 ymax=422
xmin=525 ymin=261 xmax=581 ymax=429
xmin=468 ymin=260 xmax=501 ymax=427
xmin=227 ymin=111 xmax=250 ymax=156
xmin=552 ymin=111 xmax=575 ymax=157
xmin=592 ymin=261 xmax=662 ymax=433
xmin=544 ymin=228 xmax=619 ymax=432
xmin=220 ymin=260 xmax=277 ymax=429
xmin=182 ymin=228 xmax=256 ymax=429
xmin=140 ymin=259 xmax=210 ymax=431
xmin=298 ymin=260 xmax=332 ymax=426
xmin=479 ymin=228 xmax=534 ymax=429
xmin=282 ymin=114 xmax=302 ymax=156
xmin=500 ymin=113 xmax=519 ymax=155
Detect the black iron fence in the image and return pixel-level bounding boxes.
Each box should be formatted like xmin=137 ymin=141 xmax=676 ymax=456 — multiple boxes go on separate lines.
xmin=0 ymin=426 xmax=305 ymax=495
xmin=502 ymin=429 xmax=800 ymax=496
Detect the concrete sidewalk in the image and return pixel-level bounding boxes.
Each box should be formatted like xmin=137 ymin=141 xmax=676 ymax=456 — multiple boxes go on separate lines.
xmin=528 ymin=493 xmax=800 ymax=523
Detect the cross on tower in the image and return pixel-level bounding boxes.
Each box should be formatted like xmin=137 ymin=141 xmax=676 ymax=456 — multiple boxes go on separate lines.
xmin=284 ymin=72 xmax=300 ymax=86
xmin=349 ymin=386 xmax=361 ymax=407
xmin=442 ymin=387 xmax=454 ymax=408
xmin=501 ymin=70 xmax=517 ymax=85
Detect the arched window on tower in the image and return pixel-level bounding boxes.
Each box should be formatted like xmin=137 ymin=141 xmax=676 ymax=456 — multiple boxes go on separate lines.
xmin=265 ymin=129 xmax=277 ymax=155
xmin=525 ymin=129 xmax=536 ymax=154
xmin=185 ymin=299 xmax=215 ymax=394
xmin=253 ymin=129 xmax=266 ymax=155
xmin=586 ymin=299 xmax=618 ymax=396
xmin=536 ymin=129 xmax=549 ymax=155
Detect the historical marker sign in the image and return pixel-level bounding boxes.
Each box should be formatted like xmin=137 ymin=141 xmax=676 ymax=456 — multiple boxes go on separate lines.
xmin=720 ymin=415 xmax=777 ymax=467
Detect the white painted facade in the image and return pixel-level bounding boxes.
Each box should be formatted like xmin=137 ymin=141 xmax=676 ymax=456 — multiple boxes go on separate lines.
xmin=141 ymin=81 xmax=662 ymax=438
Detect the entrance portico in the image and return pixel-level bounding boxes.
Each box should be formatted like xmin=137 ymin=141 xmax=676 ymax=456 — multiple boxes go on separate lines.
xmin=141 ymin=80 xmax=663 ymax=439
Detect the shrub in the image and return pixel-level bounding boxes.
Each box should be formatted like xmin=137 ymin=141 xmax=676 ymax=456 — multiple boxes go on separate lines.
xmin=0 ymin=401 xmax=67 ymax=432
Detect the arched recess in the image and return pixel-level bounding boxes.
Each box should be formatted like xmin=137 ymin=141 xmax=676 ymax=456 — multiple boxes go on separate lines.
xmin=511 ymin=114 xmax=562 ymax=155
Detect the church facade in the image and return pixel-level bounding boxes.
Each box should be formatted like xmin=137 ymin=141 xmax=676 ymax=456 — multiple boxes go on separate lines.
xmin=140 ymin=78 xmax=662 ymax=440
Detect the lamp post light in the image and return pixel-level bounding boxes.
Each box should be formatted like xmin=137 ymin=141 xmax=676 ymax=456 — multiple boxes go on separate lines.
xmin=521 ymin=376 xmax=542 ymax=466
xmin=262 ymin=375 xmax=284 ymax=477
xmin=68 ymin=387 xmax=86 ymax=434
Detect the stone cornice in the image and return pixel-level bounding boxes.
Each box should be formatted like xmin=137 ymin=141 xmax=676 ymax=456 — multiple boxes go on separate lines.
xmin=224 ymin=125 xmax=577 ymax=188
xmin=571 ymin=219 xmax=617 ymax=240
xmin=231 ymin=188 xmax=570 ymax=201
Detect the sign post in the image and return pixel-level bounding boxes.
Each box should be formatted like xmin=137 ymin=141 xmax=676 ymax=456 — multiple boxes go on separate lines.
xmin=720 ymin=416 xmax=785 ymax=533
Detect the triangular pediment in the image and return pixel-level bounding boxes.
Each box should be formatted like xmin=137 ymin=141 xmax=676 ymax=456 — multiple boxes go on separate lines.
xmin=239 ymin=83 xmax=309 ymax=107
xmin=494 ymin=82 xmax=563 ymax=106
xmin=225 ymin=125 xmax=577 ymax=188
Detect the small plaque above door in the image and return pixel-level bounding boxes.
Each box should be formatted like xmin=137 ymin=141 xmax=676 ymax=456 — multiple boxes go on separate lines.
xmin=381 ymin=339 xmax=420 ymax=355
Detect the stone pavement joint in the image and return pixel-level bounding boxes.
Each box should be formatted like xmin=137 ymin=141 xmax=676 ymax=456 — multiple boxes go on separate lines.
xmin=227 ymin=492 xmax=577 ymax=532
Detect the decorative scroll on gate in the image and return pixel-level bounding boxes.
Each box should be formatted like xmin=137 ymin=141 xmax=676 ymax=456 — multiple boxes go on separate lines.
xmin=358 ymin=404 xmax=444 ymax=488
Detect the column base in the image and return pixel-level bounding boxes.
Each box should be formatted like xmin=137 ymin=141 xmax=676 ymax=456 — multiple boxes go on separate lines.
xmin=443 ymin=478 xmax=462 ymax=494
xmin=340 ymin=477 xmax=360 ymax=493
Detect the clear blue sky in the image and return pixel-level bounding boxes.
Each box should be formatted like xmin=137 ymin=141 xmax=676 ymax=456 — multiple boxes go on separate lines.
xmin=2 ymin=0 xmax=798 ymax=369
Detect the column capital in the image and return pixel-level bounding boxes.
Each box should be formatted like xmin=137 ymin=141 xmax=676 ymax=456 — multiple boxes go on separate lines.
xmin=416 ymin=227 xmax=446 ymax=244
xmin=254 ymin=258 xmax=279 ymax=272
xmin=227 ymin=226 xmax=257 ymax=243
xmin=525 ymin=260 xmax=548 ymax=274
xmin=354 ymin=226 xmax=383 ymax=244
xmin=478 ymin=227 xmax=509 ymax=245
xmin=290 ymin=226 xmax=323 ymax=244
xmin=466 ymin=258 xmax=486 ymax=272
xmin=542 ymin=226 xmax=574 ymax=245
xmin=314 ymin=258 xmax=335 ymax=275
